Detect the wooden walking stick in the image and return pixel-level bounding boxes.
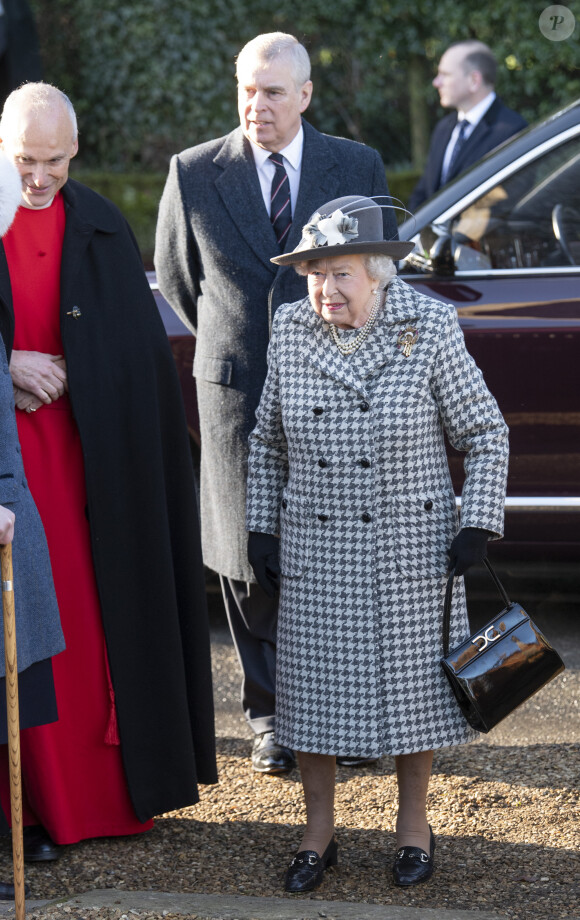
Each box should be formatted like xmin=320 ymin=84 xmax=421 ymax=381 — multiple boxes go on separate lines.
xmin=1 ymin=543 xmax=25 ymax=919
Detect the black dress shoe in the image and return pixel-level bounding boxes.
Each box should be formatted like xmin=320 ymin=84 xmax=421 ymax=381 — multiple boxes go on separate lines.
xmin=251 ymin=732 xmax=295 ymax=774
xmin=284 ymin=837 xmax=338 ymax=893
xmin=0 ymin=881 xmax=30 ymax=900
xmin=392 ymin=826 xmax=435 ymax=886
xmin=336 ymin=755 xmax=379 ymax=767
xmin=23 ymin=825 xmax=60 ymax=863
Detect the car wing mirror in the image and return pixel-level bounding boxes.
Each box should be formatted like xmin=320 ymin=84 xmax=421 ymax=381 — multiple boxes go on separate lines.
xmin=402 ymin=224 xmax=456 ymax=276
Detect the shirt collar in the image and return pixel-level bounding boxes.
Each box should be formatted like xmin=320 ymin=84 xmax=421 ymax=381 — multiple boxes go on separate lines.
xmin=248 ymin=125 xmax=304 ymax=172
xmin=458 ymin=91 xmax=496 ymax=126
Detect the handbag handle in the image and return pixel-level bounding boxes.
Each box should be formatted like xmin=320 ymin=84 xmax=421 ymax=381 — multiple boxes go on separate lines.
xmin=442 ymin=558 xmax=512 ymax=657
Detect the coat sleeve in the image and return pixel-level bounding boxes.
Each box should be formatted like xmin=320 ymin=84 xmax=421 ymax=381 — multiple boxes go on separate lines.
xmin=154 ymin=154 xmax=201 ymax=335
xmin=430 ymin=307 xmax=509 ymax=538
xmin=246 ymin=313 xmax=289 ymax=535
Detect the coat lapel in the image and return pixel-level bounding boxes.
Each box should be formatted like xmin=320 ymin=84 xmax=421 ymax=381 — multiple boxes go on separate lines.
xmin=434 ymin=115 xmax=456 ymax=187
xmin=214 ymin=128 xmax=279 ymax=271
xmin=450 ymin=98 xmax=500 ymax=179
xmin=213 ymin=121 xmax=343 ymax=269
xmin=295 ymin=301 xmax=368 ymax=393
xmin=287 ymin=121 xmax=341 ymax=252
xmin=0 ymin=243 xmax=12 ymax=315
xmin=60 ymin=182 xmax=99 ymax=310
xmin=0 ymin=242 xmax=14 ymax=354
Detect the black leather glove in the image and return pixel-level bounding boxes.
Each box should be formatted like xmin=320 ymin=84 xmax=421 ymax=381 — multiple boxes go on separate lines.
xmin=247 ymin=531 xmax=281 ymax=598
xmin=447 ymin=527 xmax=491 ymax=576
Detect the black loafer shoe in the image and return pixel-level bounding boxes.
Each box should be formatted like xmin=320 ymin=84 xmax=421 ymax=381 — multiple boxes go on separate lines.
xmin=251 ymin=732 xmax=295 ymax=774
xmin=393 ymin=826 xmax=435 ymax=887
xmin=0 ymin=881 xmax=30 ymax=900
xmin=284 ymin=837 xmax=338 ymax=893
xmin=23 ymin=825 xmax=60 ymax=863
xmin=336 ymin=755 xmax=379 ymax=767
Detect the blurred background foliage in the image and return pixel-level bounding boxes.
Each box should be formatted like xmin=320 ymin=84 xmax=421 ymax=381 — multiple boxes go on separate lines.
xmin=27 ymin=0 xmax=579 ymax=262
xmin=29 ymin=0 xmax=579 ymax=170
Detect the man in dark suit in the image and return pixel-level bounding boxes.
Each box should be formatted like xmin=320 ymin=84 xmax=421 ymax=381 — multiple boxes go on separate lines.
xmin=408 ymin=40 xmax=527 ymax=211
xmin=155 ymin=32 xmax=397 ymax=774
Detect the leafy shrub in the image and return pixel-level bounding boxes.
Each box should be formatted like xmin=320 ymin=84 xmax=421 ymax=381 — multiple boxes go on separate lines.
xmin=30 ymin=0 xmax=579 ymax=173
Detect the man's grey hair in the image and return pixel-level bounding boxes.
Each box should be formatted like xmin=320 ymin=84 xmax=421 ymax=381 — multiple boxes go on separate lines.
xmin=236 ymin=33 xmax=311 ymax=88
xmin=294 ymin=253 xmax=397 ymax=286
xmin=0 ymin=82 xmax=78 ymax=141
xmin=449 ymin=41 xmax=497 ymax=88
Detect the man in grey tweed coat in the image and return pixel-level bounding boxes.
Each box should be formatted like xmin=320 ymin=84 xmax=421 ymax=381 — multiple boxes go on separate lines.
xmin=155 ymin=32 xmax=398 ymax=773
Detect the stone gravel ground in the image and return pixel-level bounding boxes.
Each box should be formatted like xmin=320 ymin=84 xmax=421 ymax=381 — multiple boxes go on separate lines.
xmin=1 ymin=736 xmax=578 ymax=920
xmin=1 ymin=590 xmax=578 ymax=920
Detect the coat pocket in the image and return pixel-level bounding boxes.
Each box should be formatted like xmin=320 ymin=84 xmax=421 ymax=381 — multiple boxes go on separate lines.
xmin=0 ymin=475 xmax=17 ymax=506
xmin=192 ymin=353 xmax=233 ymax=385
xmin=279 ymin=499 xmax=311 ymax=577
xmin=390 ymin=490 xmax=458 ymax=578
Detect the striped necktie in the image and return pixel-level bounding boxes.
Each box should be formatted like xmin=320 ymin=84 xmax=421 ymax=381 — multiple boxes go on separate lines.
xmin=269 ymin=153 xmax=292 ymax=248
xmin=442 ymin=119 xmax=469 ymax=185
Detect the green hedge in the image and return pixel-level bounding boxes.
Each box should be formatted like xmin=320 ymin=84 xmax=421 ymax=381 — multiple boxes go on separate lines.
xmin=71 ymin=169 xmax=166 ymax=267
xmin=31 ymin=0 xmax=579 ymax=174
xmin=74 ymin=169 xmax=421 ymax=268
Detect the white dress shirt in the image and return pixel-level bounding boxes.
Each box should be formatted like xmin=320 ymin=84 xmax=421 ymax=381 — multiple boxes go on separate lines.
xmin=440 ymin=91 xmax=496 ymax=182
xmin=248 ymin=126 xmax=304 ymax=218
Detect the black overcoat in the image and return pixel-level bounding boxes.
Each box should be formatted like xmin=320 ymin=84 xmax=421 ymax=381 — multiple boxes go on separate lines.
xmin=0 ymin=179 xmax=217 ymax=822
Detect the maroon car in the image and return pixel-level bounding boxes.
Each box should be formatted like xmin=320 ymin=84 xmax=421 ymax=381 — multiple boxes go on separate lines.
xmin=151 ymin=99 xmax=580 ymax=565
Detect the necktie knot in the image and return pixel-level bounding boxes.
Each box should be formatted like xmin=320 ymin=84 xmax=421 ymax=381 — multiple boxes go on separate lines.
xmin=269 ymin=153 xmax=292 ymax=247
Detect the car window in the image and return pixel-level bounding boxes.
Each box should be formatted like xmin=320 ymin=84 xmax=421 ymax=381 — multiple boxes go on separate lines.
xmin=451 ymin=136 xmax=580 ymax=271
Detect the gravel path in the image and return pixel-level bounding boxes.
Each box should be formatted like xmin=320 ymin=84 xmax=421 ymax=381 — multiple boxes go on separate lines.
xmin=0 ymin=603 xmax=577 ymax=920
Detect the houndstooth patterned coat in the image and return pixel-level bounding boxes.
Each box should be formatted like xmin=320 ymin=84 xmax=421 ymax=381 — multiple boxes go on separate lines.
xmin=246 ymin=276 xmax=509 ymax=757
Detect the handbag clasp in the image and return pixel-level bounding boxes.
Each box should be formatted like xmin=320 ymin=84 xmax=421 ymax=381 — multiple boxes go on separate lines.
xmin=472 ymin=625 xmax=502 ymax=651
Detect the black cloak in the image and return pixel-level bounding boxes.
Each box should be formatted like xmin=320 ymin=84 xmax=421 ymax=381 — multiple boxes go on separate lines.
xmin=0 ymin=178 xmax=217 ymax=822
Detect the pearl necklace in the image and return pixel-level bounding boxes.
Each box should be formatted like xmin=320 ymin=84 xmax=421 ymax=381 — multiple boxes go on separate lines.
xmin=329 ymin=291 xmax=382 ymax=356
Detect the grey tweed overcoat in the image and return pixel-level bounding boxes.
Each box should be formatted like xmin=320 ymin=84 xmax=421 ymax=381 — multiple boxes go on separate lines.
xmin=155 ymin=119 xmax=397 ymax=581
xmin=246 ymin=277 xmax=509 ymax=756
xmin=0 ymin=336 xmax=64 ymax=677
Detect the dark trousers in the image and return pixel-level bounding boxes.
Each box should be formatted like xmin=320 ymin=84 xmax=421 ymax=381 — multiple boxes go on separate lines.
xmin=220 ymin=576 xmax=278 ymax=735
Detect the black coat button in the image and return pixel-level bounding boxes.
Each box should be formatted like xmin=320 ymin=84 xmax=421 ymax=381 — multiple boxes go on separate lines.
xmin=318 ymin=458 xmax=328 ymax=468
xmin=424 ymin=500 xmax=433 ymax=511
xmin=361 ymin=512 xmax=372 ymax=523
xmin=359 ymin=401 xmax=370 ymax=412
xmin=317 ymin=513 xmax=329 ymax=522
xmin=360 ymin=458 xmax=371 ymax=468
xmin=313 ymin=406 xmax=324 ymax=415
xmin=281 ymin=499 xmax=288 ymax=509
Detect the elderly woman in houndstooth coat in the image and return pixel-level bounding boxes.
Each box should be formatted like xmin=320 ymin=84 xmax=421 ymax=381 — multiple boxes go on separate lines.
xmin=246 ymin=195 xmax=508 ymax=893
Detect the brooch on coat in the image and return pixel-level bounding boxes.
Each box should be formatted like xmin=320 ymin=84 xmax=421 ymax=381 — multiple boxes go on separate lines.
xmin=396 ymin=324 xmax=419 ymax=358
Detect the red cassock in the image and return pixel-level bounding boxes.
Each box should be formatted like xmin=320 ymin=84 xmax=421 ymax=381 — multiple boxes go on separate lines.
xmin=0 ymin=194 xmax=151 ymax=843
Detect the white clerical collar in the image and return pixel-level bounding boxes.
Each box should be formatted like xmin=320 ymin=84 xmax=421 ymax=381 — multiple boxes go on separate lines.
xmin=458 ymin=91 xmax=496 ymax=127
xmin=248 ymin=125 xmax=304 ymax=172
xmin=21 ymin=198 xmax=55 ymax=210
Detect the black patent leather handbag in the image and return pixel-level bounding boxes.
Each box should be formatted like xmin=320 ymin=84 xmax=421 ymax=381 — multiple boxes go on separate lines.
xmin=441 ymin=559 xmax=565 ymax=733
